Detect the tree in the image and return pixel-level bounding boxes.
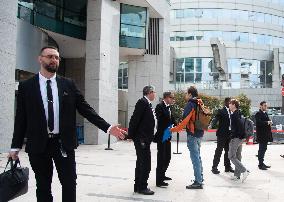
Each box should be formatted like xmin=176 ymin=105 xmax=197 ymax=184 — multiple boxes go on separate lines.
xmin=235 ymin=93 xmax=251 ymax=117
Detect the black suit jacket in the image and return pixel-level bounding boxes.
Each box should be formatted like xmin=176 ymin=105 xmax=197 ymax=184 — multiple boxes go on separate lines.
xmin=11 ymin=74 xmax=110 ymax=153
xmin=255 ymin=110 xmax=272 ymax=143
xmin=230 ymin=110 xmax=245 ymax=139
xmin=212 ymin=107 xmax=231 ymax=137
xmin=154 ymin=101 xmax=175 ymax=143
xmin=128 ymin=97 xmax=155 ymax=143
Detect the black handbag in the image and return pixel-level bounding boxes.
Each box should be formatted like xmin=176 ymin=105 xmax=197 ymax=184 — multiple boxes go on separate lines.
xmin=0 ymin=158 xmax=29 ymax=202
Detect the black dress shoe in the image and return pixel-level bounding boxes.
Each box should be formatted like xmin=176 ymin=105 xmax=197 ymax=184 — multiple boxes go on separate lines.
xmin=211 ymin=167 xmax=220 ymax=174
xmin=186 ymin=181 xmax=203 ymax=189
xmin=225 ymin=167 xmax=234 ymax=173
xmin=137 ymin=188 xmax=155 ymax=195
xmin=164 ymin=176 xmax=172 ymax=181
xmin=156 ymin=181 xmax=169 ymax=187
xmin=263 ymin=164 xmax=271 ymax=168
xmin=258 ymin=165 xmax=267 ymax=170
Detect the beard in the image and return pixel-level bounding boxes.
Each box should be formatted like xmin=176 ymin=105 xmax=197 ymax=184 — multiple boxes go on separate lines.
xmin=43 ymin=63 xmax=59 ymax=73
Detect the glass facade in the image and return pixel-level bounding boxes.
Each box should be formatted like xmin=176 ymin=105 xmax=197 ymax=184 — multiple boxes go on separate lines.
xmin=171 ymin=8 xmax=284 ymax=27
xmin=118 ymin=62 xmax=128 ymax=89
xmin=174 ymin=58 xmax=273 ymax=89
xmin=17 ymin=0 xmax=87 ymax=39
xmin=120 ymin=4 xmax=147 ymax=49
xmin=170 ymin=30 xmax=284 ymax=47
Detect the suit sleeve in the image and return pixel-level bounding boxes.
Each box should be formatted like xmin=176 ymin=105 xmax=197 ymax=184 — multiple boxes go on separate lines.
xmin=255 ymin=112 xmax=267 ymax=128
xmin=11 ymin=82 xmax=27 ymax=149
xmin=128 ymin=99 xmax=146 ymax=138
xmin=71 ymin=80 xmax=110 ymax=133
xmin=155 ymin=104 xmax=164 ymax=130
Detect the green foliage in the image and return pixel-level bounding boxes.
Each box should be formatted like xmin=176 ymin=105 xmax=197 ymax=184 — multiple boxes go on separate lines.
xmin=171 ymin=91 xmax=252 ymax=124
xmin=235 ymin=93 xmax=251 ymax=118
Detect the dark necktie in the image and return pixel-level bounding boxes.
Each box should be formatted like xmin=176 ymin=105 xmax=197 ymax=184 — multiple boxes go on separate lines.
xmin=149 ymin=103 xmax=152 ymax=108
xmin=46 ymin=80 xmax=54 ymax=132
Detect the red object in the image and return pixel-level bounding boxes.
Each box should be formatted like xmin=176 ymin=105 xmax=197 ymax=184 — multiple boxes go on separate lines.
xmin=282 ymin=87 xmax=284 ymax=96
xmin=246 ymin=136 xmax=254 ymax=145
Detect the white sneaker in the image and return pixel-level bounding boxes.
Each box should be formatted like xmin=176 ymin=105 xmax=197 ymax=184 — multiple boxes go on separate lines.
xmin=230 ymin=176 xmax=241 ymax=181
xmin=241 ymin=170 xmax=250 ymax=183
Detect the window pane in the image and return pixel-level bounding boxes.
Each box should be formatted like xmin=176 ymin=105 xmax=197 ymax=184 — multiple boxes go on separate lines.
xmin=185 ymin=58 xmax=194 ymax=72
xmin=184 ymin=9 xmax=194 ymax=18
xmin=120 ymin=24 xmax=146 ymax=38
xmin=256 ymin=13 xmax=264 ymax=23
xmin=195 ymin=73 xmax=202 ymax=82
xmin=265 ymin=14 xmax=272 ymax=24
xmin=185 ymin=73 xmax=194 ymax=82
xmin=176 ymin=9 xmax=184 ymax=18
xmin=196 ymin=58 xmax=202 ymax=72
xmin=121 ymin=4 xmax=147 ymax=26
xmin=176 ymin=72 xmax=184 ymax=82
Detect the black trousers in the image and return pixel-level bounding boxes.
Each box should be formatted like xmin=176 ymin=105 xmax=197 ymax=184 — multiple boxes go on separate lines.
xmin=156 ymin=140 xmax=171 ymax=184
xmin=212 ymin=136 xmax=231 ymax=169
xmin=28 ymin=138 xmax=77 ymax=202
xmin=134 ymin=140 xmax=151 ymax=190
xmin=258 ymin=142 xmax=268 ymax=166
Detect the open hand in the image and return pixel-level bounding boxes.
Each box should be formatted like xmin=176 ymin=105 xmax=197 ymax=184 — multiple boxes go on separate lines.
xmin=109 ymin=125 xmax=126 ymax=140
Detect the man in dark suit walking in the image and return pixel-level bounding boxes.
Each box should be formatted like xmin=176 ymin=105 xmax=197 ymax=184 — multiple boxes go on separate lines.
xmin=211 ymin=97 xmax=234 ymax=174
xmin=154 ymin=92 xmax=175 ymax=187
xmin=255 ymin=101 xmax=272 ymax=170
xmin=8 ymin=46 xmax=125 ymax=202
xmin=128 ymin=85 xmax=156 ymax=195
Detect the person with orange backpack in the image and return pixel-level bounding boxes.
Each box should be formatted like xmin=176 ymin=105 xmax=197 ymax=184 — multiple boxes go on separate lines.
xmin=171 ymin=86 xmax=205 ymax=189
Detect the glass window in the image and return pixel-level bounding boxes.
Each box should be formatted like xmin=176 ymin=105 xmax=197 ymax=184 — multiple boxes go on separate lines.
xmin=248 ymin=11 xmax=256 ymax=21
xmin=185 ymin=58 xmax=194 ymax=72
xmin=264 ymin=35 xmax=272 ymax=45
xmin=176 ymin=72 xmax=184 ymax=83
xmin=256 ymin=34 xmax=265 ymax=44
xmin=272 ymin=15 xmax=279 ymax=25
xmin=239 ymin=32 xmax=249 ymax=43
xmin=266 ymin=61 xmax=273 ymax=88
xmin=196 ymin=35 xmax=203 ymax=40
xmin=265 ymin=14 xmax=272 ymax=24
xmin=120 ymin=24 xmax=146 ymax=38
xmin=203 ymin=9 xmax=213 ymax=18
xmin=195 ymin=73 xmax=202 ymax=82
xmin=195 ymin=9 xmax=203 ymax=18
xmin=185 ymin=73 xmax=194 ymax=82
xmin=184 ymin=9 xmax=194 ymax=18
xmin=35 ymin=1 xmax=57 ymax=19
xmin=176 ymin=9 xmax=184 ymax=18
xmin=239 ymin=10 xmax=248 ymax=21
xmin=176 ymin=58 xmax=185 ymax=72
xmin=232 ymin=32 xmax=240 ymax=41
xmin=121 ymin=4 xmax=147 ymax=27
xmin=221 ymin=9 xmax=232 ymax=19
xmin=228 ymin=59 xmax=240 ymax=73
xmin=249 ymin=33 xmax=257 ymax=43
xmin=256 ymin=12 xmax=265 ymax=23
xmin=222 ymin=32 xmax=232 ymax=41
xmin=196 ymin=58 xmax=202 ymax=72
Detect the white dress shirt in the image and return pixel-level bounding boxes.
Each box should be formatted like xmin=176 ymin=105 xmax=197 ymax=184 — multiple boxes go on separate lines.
xmin=225 ymin=106 xmax=232 ymax=131
xmin=163 ymin=100 xmax=171 ymax=117
xmin=39 ymin=72 xmax=60 ymax=134
xmin=144 ymin=96 xmax=157 ymax=134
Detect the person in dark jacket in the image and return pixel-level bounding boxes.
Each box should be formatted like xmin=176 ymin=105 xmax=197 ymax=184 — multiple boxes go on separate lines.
xmin=154 ymin=92 xmax=176 ymax=187
xmin=211 ymin=97 xmax=234 ymax=174
xmin=255 ymin=101 xmax=272 ymax=170
xmin=228 ymin=99 xmax=249 ymax=183
xmin=128 ymin=85 xmax=157 ymax=195
xmin=8 ymin=46 xmax=126 ymax=202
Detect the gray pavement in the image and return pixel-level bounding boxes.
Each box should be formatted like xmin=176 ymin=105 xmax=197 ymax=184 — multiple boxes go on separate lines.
xmin=1 ymin=141 xmax=284 ymax=202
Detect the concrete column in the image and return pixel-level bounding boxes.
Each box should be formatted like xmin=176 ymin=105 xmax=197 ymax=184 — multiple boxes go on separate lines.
xmin=0 ymin=0 xmax=17 ymax=152
xmin=84 ymin=0 xmax=120 ymax=144
xmin=128 ymin=16 xmax=171 ymax=123
xmin=273 ymin=48 xmax=280 ymax=88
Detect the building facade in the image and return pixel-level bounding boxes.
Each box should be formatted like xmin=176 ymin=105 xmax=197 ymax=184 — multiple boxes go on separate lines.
xmin=0 ymin=0 xmax=170 ymax=152
xmin=170 ymin=0 xmax=283 ymax=110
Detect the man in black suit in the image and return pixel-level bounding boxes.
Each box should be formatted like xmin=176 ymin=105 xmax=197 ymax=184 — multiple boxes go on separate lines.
xmin=8 ymin=46 xmax=125 ymax=202
xmin=211 ymin=97 xmax=234 ymax=174
xmin=154 ymin=92 xmax=175 ymax=187
xmin=255 ymin=101 xmax=272 ymax=170
xmin=128 ymin=85 xmax=156 ymax=195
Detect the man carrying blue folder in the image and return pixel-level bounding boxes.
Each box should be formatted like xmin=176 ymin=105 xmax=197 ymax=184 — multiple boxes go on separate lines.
xmin=154 ymin=92 xmax=175 ymax=187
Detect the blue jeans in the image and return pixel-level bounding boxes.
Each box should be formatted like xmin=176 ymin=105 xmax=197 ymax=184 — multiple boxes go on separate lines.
xmin=187 ymin=135 xmax=203 ymax=184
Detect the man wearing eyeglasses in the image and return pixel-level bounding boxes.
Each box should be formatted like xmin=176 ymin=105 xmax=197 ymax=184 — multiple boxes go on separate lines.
xmin=154 ymin=92 xmax=175 ymax=188
xmin=8 ymin=46 xmax=126 ymax=202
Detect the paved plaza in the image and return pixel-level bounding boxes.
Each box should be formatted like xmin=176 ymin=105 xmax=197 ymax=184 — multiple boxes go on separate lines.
xmin=1 ymin=140 xmax=284 ymax=202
